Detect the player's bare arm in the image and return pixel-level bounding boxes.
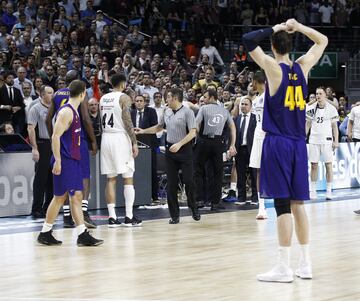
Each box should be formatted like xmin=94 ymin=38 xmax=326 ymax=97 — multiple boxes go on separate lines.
xmin=51 ymin=108 xmax=72 ymax=175
xmin=120 ymin=94 xmax=137 ymax=145
xmin=289 ymin=19 xmax=328 ymax=77
xmin=46 ymin=100 xmax=55 ymax=137
xmin=242 ymin=24 xmax=285 ymax=95
xmin=332 ymin=121 xmax=339 ymax=150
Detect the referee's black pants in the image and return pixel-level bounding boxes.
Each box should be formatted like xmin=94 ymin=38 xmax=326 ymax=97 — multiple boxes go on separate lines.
xmin=235 ymin=145 xmax=257 ymax=202
xmin=165 ymin=142 xmax=196 ymax=220
xmin=194 ymin=137 xmax=224 ymax=205
xmin=31 ymin=139 xmax=53 ymax=215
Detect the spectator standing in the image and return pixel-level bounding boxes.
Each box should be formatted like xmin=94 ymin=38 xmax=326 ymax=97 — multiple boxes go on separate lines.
xmin=14 ymin=67 xmax=35 ymax=97
xmin=318 ymin=0 xmax=334 ymax=25
xmin=136 ymin=72 xmax=159 ymax=106
xmin=200 ymin=38 xmax=224 ymax=66
xmin=0 ymin=71 xmax=25 ymax=134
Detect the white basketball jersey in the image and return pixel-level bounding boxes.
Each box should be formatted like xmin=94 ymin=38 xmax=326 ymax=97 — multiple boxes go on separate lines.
xmin=306 ymin=102 xmax=339 ymax=144
xmin=100 ymin=91 xmax=126 ymax=133
xmin=252 ymin=93 xmax=266 ymax=138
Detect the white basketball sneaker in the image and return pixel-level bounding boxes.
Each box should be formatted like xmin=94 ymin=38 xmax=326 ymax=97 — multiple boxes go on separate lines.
xmin=310 ymin=191 xmax=317 ymax=200
xmin=256 ymin=209 xmax=268 ymax=220
xmin=257 ymin=263 xmax=294 ymax=283
xmin=325 ymin=191 xmax=332 ymax=200
xmin=295 ymin=261 xmax=313 ymax=279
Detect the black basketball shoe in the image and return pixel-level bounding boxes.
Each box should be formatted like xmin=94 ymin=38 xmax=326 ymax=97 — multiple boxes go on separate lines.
xmin=83 ymin=211 xmax=97 ymax=229
xmin=37 ymin=230 xmax=62 ymax=246
xmin=77 ymin=230 xmax=104 ymax=247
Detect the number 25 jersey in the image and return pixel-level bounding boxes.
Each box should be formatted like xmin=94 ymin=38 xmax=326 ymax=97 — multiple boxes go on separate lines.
xmin=262 ymin=62 xmax=308 ymax=140
xmin=99 ymin=91 xmax=126 ymax=133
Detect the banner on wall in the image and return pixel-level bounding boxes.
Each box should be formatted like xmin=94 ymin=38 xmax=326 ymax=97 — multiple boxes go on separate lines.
xmin=309 ymin=142 xmax=360 ymax=191
xmin=0 ymin=153 xmax=34 ymax=217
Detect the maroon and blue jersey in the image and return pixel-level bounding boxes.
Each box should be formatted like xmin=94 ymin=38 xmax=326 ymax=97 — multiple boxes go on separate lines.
xmin=53 ymin=87 xmax=71 ymax=112
xmin=260 ymin=61 xmax=309 ymax=200
xmin=56 ymin=104 xmax=81 ymax=160
xmin=262 ymin=62 xmax=307 ymax=140
xmin=53 ymin=87 xmax=87 ymax=139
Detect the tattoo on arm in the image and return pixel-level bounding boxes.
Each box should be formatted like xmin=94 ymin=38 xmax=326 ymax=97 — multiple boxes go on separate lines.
xmin=122 ymin=106 xmax=137 ymax=145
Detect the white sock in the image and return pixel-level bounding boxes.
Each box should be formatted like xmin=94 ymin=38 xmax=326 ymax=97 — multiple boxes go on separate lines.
xmin=63 ymin=205 xmax=70 ymax=216
xmin=326 ymin=182 xmax=332 ymax=193
xmin=124 ymin=185 xmax=135 ymax=219
xmin=278 ymin=246 xmax=291 ymax=266
xmin=76 ymin=224 xmax=86 ymax=235
xmin=258 ymin=192 xmax=265 ymax=210
xmin=311 ymin=181 xmax=317 ymax=192
xmin=82 ymin=200 xmax=88 ymax=212
xmin=300 ymin=244 xmax=310 ymax=263
xmin=107 ymin=203 xmax=117 ymax=219
xmin=230 ymin=182 xmax=237 ymax=191
xmin=41 ymin=222 xmax=53 ymax=233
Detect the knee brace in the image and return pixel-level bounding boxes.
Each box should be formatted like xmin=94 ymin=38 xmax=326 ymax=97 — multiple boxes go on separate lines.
xmin=274 ymin=198 xmax=291 ymax=217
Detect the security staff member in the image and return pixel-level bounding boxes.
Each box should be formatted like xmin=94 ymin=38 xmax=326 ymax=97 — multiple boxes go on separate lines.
xmin=135 ymin=87 xmax=201 ymax=224
xmin=195 ymin=89 xmax=237 ymax=210
xmin=27 ymin=85 xmax=54 ymax=219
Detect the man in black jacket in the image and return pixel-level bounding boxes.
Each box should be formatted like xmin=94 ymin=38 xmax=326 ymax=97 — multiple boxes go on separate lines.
xmin=0 ymin=71 xmax=25 ymax=135
xmin=131 ymin=95 xmax=159 ymax=203
xmin=234 ymin=96 xmax=257 ymax=208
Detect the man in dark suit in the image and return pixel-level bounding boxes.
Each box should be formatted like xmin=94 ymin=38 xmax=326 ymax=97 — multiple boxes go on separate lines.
xmin=0 ymin=71 xmax=25 ymax=135
xmin=234 ymin=96 xmax=257 ymax=208
xmin=131 ymin=94 xmax=159 ymax=204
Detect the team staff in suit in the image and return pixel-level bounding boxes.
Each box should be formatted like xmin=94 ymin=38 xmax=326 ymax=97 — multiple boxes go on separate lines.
xmin=234 ymin=96 xmax=258 ymax=207
xmin=131 ymin=95 xmax=159 ymax=203
xmin=135 ymin=87 xmax=201 ymax=224
xmin=0 ymin=71 xmax=25 ymax=135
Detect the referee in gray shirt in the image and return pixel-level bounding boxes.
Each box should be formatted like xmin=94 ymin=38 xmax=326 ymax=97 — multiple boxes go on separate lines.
xmin=195 ymin=89 xmax=237 ymax=210
xmin=27 ymin=85 xmax=54 ymax=219
xmin=135 ymin=87 xmax=201 ymax=224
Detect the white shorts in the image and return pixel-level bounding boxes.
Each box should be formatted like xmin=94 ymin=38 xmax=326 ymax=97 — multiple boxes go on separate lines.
xmin=100 ymin=132 xmax=135 ymax=178
xmin=308 ymin=144 xmax=333 ymax=163
xmin=249 ymin=136 xmax=264 ymax=169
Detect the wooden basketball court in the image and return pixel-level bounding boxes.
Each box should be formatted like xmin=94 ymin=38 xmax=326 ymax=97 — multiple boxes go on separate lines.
xmin=1 ymin=198 xmax=360 ymax=301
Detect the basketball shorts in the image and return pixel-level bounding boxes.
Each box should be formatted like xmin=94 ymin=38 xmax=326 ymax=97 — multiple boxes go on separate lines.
xmin=249 ymin=136 xmax=264 ymax=169
xmin=260 ymin=134 xmax=309 ymax=200
xmin=80 ymin=137 xmax=90 ymax=179
xmin=52 ymin=156 xmax=83 ymax=196
xmin=100 ymin=132 xmax=135 ymax=178
xmin=308 ymin=143 xmax=333 ymax=163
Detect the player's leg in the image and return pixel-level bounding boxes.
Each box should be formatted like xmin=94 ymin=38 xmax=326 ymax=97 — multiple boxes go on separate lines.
xmin=323 ymin=144 xmax=334 ymax=200
xmin=122 ymin=174 xmax=142 ymax=227
xmin=250 ymin=137 xmax=267 ymax=219
xmin=223 ymin=162 xmax=237 ymax=201
xmin=80 ymin=139 xmax=96 ymax=228
xmin=70 ymin=190 xmax=103 ymax=247
xmin=291 ymin=201 xmax=312 ymax=279
xmin=105 ymin=175 xmax=122 ymax=227
xmin=180 ymin=147 xmax=201 ymax=221
xmin=309 ymin=144 xmax=320 ymax=199
xmin=256 ymin=169 xmax=267 ymax=219
xmin=257 ymin=198 xmax=294 ymax=283
xmin=38 ymin=193 xmax=68 ymax=245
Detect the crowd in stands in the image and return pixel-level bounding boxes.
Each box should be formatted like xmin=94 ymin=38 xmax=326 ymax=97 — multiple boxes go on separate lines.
xmin=0 ymin=0 xmax=357 ymax=204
